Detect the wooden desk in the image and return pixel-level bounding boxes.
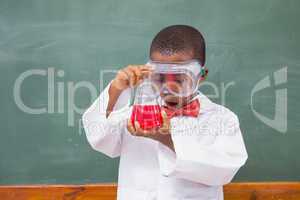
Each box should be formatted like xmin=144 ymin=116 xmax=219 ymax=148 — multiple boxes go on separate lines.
xmin=0 ymin=182 xmax=300 ymax=200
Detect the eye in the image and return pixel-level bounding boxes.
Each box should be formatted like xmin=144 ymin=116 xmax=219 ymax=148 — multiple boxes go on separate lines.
xmin=173 ymin=75 xmax=185 ymax=84
xmin=157 ymin=75 xmax=165 ymax=82
xmin=152 ymin=74 xmax=164 ymax=83
xmin=175 ymin=79 xmax=183 ymax=84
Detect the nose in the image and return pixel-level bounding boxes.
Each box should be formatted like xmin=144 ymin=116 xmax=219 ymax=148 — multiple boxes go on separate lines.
xmin=165 ymin=80 xmax=181 ymax=93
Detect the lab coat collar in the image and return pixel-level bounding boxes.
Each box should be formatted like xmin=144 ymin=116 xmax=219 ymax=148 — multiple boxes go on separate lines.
xmin=196 ymin=91 xmax=215 ymax=115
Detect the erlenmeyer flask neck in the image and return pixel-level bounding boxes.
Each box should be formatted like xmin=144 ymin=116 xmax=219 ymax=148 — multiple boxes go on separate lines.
xmin=134 ymin=78 xmax=159 ymax=105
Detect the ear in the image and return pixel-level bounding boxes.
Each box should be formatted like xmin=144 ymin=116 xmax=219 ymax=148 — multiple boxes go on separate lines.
xmin=200 ymin=67 xmax=208 ymax=80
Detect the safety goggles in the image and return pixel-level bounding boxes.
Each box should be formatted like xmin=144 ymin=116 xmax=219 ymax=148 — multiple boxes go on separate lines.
xmin=147 ymin=60 xmax=205 ymax=97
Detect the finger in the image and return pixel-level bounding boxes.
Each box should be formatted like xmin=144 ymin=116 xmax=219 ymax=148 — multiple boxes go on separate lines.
xmin=124 ymin=67 xmax=137 ymax=87
xmin=128 ymin=66 xmax=139 ymax=86
xmin=139 ymin=65 xmax=153 ymax=71
xmin=134 ymin=121 xmax=151 ymax=136
xmin=160 ymin=110 xmax=170 ymax=134
xmin=117 ymin=69 xmax=129 ymax=82
xmin=159 ymin=126 xmax=170 ymax=135
xmin=133 ymin=67 xmax=142 ymax=79
xmin=140 ymin=70 xmax=153 ymax=79
xmin=131 ymin=67 xmax=143 ymax=84
xmin=140 ymin=65 xmax=154 ymax=71
xmin=127 ymin=119 xmax=136 ymax=135
xmin=139 ymin=65 xmax=154 ymax=76
xmin=161 ymin=110 xmax=170 ymax=125
xmin=149 ymin=127 xmax=160 ymax=136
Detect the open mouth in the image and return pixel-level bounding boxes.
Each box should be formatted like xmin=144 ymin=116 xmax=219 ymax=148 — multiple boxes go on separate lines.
xmin=165 ymin=101 xmax=178 ymax=107
xmin=162 ymin=94 xmax=180 ymax=107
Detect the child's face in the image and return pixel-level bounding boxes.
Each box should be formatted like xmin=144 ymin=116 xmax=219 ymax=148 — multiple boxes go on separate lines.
xmin=150 ymin=52 xmax=201 ymax=108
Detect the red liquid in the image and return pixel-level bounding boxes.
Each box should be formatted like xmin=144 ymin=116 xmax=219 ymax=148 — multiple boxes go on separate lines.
xmin=131 ymin=105 xmax=163 ymax=130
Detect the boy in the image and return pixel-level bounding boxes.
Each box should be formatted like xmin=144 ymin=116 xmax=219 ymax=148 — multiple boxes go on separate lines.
xmin=82 ymin=25 xmax=248 ymax=200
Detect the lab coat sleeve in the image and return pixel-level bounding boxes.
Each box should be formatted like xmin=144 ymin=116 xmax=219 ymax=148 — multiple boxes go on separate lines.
xmin=82 ymin=82 xmax=132 ymax=158
xmin=157 ymin=109 xmax=248 ymax=186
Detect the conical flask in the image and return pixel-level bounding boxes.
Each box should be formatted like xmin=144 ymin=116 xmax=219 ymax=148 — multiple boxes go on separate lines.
xmin=130 ymin=78 xmax=163 ymax=130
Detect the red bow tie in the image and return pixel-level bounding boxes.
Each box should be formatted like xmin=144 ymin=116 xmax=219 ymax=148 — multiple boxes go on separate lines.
xmin=162 ymin=99 xmax=200 ymax=118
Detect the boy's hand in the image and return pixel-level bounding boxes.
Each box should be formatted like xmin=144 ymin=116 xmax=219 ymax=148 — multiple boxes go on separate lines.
xmin=106 ymin=65 xmax=152 ymax=118
xmin=127 ymin=111 xmax=175 ymax=152
xmin=111 ymin=65 xmax=153 ymax=91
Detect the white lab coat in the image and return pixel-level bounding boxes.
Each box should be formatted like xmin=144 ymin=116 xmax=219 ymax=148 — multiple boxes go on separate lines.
xmin=82 ymin=82 xmax=248 ymax=200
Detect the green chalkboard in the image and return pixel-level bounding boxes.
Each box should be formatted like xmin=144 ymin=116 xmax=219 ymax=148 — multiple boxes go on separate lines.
xmin=0 ymin=0 xmax=299 ymax=185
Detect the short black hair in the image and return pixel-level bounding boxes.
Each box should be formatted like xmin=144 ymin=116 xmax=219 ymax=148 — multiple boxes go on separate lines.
xmin=150 ymin=25 xmax=206 ymax=66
